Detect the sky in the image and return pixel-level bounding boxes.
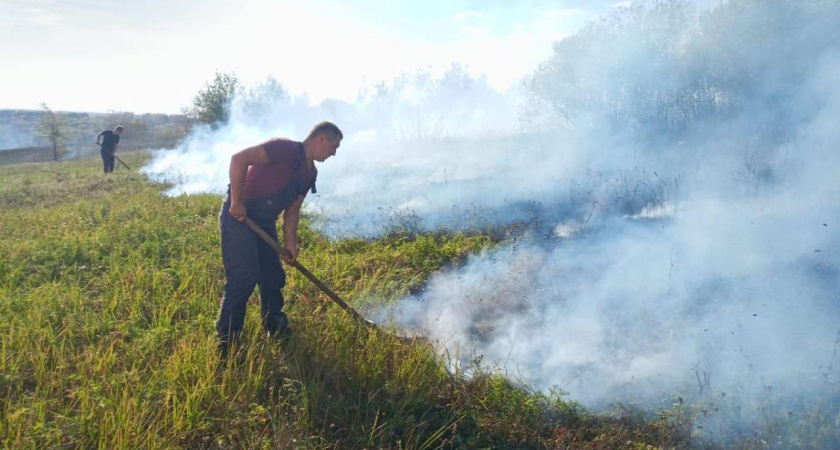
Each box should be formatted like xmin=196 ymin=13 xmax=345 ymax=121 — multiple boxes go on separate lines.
xmin=0 ymin=0 xmax=717 ymax=114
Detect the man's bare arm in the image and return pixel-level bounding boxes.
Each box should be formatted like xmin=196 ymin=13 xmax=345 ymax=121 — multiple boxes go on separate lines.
xmin=228 ymin=145 xmax=272 ymax=221
xmin=281 ymin=194 xmax=306 ymax=263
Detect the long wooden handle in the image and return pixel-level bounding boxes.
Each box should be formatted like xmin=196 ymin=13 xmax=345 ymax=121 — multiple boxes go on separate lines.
xmin=113 ymin=155 xmax=131 ymax=171
xmin=242 ymin=216 xmax=376 ymax=328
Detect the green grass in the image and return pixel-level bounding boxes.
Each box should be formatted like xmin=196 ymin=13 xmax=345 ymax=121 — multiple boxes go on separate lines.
xmin=5 ymin=155 xmax=809 ymax=449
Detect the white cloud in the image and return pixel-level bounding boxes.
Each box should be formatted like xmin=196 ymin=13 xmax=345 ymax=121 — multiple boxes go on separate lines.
xmin=453 ymin=11 xmax=490 ymax=21
xmin=0 ymin=0 xmax=591 ymax=112
xmin=23 ymin=6 xmax=62 ymax=25
xmin=542 ymin=8 xmax=585 ymax=19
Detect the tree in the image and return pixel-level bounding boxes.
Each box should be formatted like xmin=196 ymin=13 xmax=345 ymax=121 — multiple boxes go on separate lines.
xmin=524 ymin=0 xmax=840 ymax=141
xmin=36 ymin=103 xmax=66 ymax=161
xmin=184 ymin=71 xmax=239 ymax=129
xmin=238 ymin=75 xmax=290 ymax=126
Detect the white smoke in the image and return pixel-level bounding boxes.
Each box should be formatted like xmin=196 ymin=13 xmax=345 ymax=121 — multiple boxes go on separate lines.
xmin=375 ymin=1 xmax=840 ymax=444
xmin=141 ymin=0 xmax=840 ymax=445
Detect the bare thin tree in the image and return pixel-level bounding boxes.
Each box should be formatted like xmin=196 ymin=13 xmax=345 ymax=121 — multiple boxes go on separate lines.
xmin=36 ymin=102 xmax=66 ymax=161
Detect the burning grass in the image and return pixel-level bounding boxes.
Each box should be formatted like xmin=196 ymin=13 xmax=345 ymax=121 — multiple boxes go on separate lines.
xmin=1 ymin=156 xmax=833 ymax=449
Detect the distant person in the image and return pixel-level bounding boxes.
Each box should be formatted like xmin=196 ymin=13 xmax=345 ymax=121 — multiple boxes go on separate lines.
xmin=96 ymin=125 xmax=123 ymax=173
xmin=216 ymin=121 xmax=343 ymax=363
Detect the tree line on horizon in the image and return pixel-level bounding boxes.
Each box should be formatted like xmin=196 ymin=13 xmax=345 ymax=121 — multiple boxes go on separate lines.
xmin=0 ymin=108 xmax=195 ymax=162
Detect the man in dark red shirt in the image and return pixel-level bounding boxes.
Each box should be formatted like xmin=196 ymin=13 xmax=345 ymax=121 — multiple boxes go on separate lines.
xmin=217 ymin=121 xmax=343 ymax=361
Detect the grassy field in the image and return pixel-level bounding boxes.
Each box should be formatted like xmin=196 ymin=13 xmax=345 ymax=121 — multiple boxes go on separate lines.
xmin=2 ymin=155 xmax=805 ymax=449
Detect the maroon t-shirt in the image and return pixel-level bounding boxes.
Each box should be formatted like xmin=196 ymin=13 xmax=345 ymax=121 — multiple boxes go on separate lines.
xmin=243 ymin=138 xmax=317 ymax=199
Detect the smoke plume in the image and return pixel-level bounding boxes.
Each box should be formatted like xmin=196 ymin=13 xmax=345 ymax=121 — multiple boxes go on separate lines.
xmin=142 ymin=0 xmax=840 ymax=444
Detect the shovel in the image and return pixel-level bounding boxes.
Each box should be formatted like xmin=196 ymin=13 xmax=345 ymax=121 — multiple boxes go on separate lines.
xmin=243 ymin=216 xmax=378 ymax=330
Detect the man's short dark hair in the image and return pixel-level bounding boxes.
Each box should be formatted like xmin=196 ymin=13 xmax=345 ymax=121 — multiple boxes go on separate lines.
xmin=307 ymin=121 xmax=342 ymax=141
xmin=114 ymin=125 xmax=124 ymax=132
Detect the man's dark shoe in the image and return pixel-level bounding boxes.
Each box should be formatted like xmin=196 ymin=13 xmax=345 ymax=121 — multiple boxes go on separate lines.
xmin=266 ymin=313 xmax=292 ymax=343
xmin=218 ymin=349 xmax=247 ymax=370
xmin=267 ymin=325 xmax=293 ymax=343
xmin=218 ymin=335 xmax=245 ymax=368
